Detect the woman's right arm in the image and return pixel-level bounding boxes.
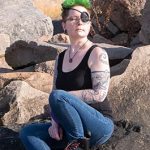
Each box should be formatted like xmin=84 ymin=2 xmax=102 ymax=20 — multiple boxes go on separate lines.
xmin=52 ymin=55 xmax=59 ymax=90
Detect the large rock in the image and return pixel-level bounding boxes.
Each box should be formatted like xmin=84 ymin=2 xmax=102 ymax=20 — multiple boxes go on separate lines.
xmin=108 ymin=45 xmax=150 ymax=135
xmin=0 ymin=34 xmax=10 ymax=57
xmin=92 ymin=0 xmax=146 ymax=40
xmin=111 ymin=0 xmax=146 ymax=32
xmin=139 ymin=0 xmax=150 ymax=44
xmin=0 ymin=80 xmax=49 ymax=125
xmin=35 ymin=60 xmax=55 ymax=76
xmin=32 ymin=0 xmax=63 ymax=20
xmin=0 ymin=0 xmax=53 ymax=48
xmin=0 ymin=57 xmax=12 ymax=73
xmin=92 ymin=34 xmax=114 ymax=45
xmin=110 ymin=59 xmax=130 ymax=77
xmin=0 ymin=72 xmax=53 ymax=93
xmin=97 ymin=123 xmax=150 ymax=150
xmin=5 ymin=41 xmax=58 ymax=69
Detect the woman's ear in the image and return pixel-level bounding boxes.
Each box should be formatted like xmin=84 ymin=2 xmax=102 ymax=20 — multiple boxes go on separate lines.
xmin=62 ymin=22 xmax=67 ymax=34
xmin=62 ymin=22 xmax=65 ymax=31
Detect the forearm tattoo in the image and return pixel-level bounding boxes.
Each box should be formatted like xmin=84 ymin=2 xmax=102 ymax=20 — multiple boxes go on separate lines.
xmin=92 ymin=70 xmax=110 ymax=91
xmin=81 ymin=70 xmax=110 ymax=103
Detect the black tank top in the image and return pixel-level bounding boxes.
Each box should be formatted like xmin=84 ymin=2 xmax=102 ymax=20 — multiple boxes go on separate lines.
xmin=56 ymin=45 xmax=113 ymax=119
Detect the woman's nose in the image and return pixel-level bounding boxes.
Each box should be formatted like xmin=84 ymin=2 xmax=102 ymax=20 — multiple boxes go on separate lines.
xmin=76 ymin=18 xmax=83 ymax=25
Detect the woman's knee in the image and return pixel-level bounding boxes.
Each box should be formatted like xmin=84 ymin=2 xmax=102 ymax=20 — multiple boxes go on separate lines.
xmin=49 ymin=90 xmax=66 ymax=107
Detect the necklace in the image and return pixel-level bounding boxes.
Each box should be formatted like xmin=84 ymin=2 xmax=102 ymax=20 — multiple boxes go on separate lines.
xmin=69 ymin=39 xmax=88 ymax=63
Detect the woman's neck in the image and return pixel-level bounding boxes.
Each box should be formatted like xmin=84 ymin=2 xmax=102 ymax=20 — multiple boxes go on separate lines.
xmin=69 ymin=38 xmax=88 ymax=52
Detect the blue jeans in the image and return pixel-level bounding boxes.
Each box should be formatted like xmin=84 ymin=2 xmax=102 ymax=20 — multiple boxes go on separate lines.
xmin=19 ymin=90 xmax=114 ymax=150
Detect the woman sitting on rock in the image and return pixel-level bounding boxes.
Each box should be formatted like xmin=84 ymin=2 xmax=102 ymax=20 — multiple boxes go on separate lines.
xmin=19 ymin=0 xmax=114 ymax=149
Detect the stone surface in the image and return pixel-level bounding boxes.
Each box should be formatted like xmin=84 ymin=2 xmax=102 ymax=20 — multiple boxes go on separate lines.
xmin=50 ymin=33 xmax=70 ymax=44
xmin=32 ymin=0 xmax=63 ymax=20
xmin=5 ymin=40 xmax=58 ymax=69
xmin=0 ymin=57 xmax=12 ymax=73
xmin=97 ymin=43 xmax=133 ymax=60
xmin=108 ymin=45 xmax=150 ymax=135
xmin=0 ymin=34 xmax=10 ymax=56
xmin=0 ymin=80 xmax=49 ymax=125
xmin=0 ymin=0 xmax=53 ymax=44
xmin=111 ymin=33 xmax=128 ymax=46
xmin=0 ymin=72 xmax=53 ymax=93
xmin=35 ymin=60 xmax=55 ymax=76
xmin=110 ymin=59 xmax=130 ymax=77
xmin=25 ymin=72 xmax=53 ymax=93
xmin=111 ymin=0 xmax=146 ymax=32
xmin=92 ymin=34 xmax=114 ymax=45
xmin=139 ymin=0 xmax=150 ymax=44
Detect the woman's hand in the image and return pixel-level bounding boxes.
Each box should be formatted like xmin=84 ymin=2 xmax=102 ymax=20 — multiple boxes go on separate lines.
xmin=48 ymin=118 xmax=63 ymax=140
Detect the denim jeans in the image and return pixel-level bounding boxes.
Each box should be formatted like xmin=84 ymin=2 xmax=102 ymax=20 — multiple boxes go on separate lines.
xmin=19 ymin=90 xmax=114 ymax=150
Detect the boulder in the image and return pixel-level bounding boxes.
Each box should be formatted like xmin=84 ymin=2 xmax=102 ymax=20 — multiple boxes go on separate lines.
xmin=139 ymin=0 xmax=150 ymax=44
xmin=0 ymin=72 xmax=53 ymax=93
xmin=50 ymin=33 xmax=70 ymax=44
xmin=111 ymin=33 xmax=128 ymax=46
xmin=0 ymin=0 xmax=53 ymax=49
xmin=0 ymin=34 xmax=10 ymax=57
xmin=110 ymin=59 xmax=130 ymax=77
xmin=91 ymin=0 xmax=146 ymax=41
xmin=0 ymin=80 xmax=49 ymax=125
xmin=32 ymin=0 xmax=63 ymax=20
xmin=5 ymin=41 xmax=58 ymax=69
xmin=108 ymin=45 xmax=150 ymax=134
xmin=0 ymin=57 xmax=12 ymax=73
xmin=92 ymin=34 xmax=114 ymax=45
xmin=111 ymin=0 xmax=146 ymax=32
xmin=35 ymin=60 xmax=55 ymax=76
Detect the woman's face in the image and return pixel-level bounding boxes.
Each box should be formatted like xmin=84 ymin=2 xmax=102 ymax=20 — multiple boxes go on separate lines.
xmin=62 ymin=5 xmax=91 ymax=39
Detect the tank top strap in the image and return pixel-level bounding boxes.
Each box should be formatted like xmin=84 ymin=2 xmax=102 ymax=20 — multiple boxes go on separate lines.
xmin=57 ymin=45 xmax=99 ymax=71
xmin=81 ymin=45 xmax=99 ymax=66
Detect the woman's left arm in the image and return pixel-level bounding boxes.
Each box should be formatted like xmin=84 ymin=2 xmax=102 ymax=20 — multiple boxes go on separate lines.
xmin=69 ymin=47 xmax=110 ymax=104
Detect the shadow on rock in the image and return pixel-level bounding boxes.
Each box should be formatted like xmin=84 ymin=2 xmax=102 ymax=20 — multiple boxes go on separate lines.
xmin=0 ymin=126 xmax=24 ymax=150
xmin=5 ymin=40 xmax=58 ymax=70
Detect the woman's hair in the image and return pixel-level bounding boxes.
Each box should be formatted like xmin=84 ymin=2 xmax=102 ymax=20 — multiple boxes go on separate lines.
xmin=61 ymin=0 xmax=92 ymax=22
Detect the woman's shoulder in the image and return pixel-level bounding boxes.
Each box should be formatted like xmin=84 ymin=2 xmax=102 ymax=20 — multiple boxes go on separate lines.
xmin=89 ymin=44 xmax=107 ymax=59
xmin=59 ymin=49 xmax=67 ymax=56
xmin=88 ymin=44 xmax=109 ymax=68
xmin=57 ymin=49 xmax=67 ymax=60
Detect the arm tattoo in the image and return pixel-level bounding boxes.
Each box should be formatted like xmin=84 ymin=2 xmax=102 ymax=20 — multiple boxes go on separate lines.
xmin=99 ymin=50 xmax=109 ymax=65
xmin=81 ymin=70 xmax=110 ymax=103
xmin=92 ymin=70 xmax=110 ymax=91
xmin=81 ymin=91 xmax=95 ymax=102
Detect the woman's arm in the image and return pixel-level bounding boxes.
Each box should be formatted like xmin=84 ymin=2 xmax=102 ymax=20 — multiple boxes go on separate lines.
xmin=69 ymin=47 xmax=110 ymax=104
xmin=52 ymin=55 xmax=59 ymax=90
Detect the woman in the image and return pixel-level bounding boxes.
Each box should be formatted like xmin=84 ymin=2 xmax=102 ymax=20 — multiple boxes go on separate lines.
xmin=19 ymin=0 xmax=114 ymax=149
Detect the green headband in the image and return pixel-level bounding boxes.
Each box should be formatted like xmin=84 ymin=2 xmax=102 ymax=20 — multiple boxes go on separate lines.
xmin=62 ymin=0 xmax=92 ymax=9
